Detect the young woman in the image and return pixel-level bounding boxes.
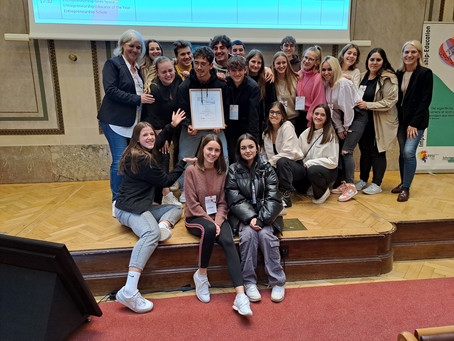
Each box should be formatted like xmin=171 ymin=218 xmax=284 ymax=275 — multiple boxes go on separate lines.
xmin=184 ymin=134 xmax=252 ymax=316
xmin=393 ymin=40 xmax=433 ymax=202
xmin=141 ymin=39 xmax=163 ymax=84
xmin=270 ymin=51 xmax=299 ymax=129
xmin=262 ymin=101 xmax=303 ymax=207
xmin=296 ymin=45 xmax=326 ymax=134
xmin=142 ymin=56 xmax=183 ymax=206
xmin=114 ymin=111 xmax=194 ymax=313
xmin=321 ymin=56 xmax=363 ymax=202
xmin=225 ymin=134 xmax=286 ymax=302
xmin=278 ymin=104 xmax=339 ymax=204
xmin=356 ymin=48 xmax=399 ymax=195
xmin=338 ymin=43 xmax=361 ymax=89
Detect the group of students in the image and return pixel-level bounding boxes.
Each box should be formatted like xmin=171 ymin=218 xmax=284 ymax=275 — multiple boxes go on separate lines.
xmin=97 ymin=29 xmax=433 ymax=315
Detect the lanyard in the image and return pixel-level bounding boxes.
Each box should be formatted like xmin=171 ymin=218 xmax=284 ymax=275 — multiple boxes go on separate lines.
xmin=203 ymin=169 xmax=216 ymax=202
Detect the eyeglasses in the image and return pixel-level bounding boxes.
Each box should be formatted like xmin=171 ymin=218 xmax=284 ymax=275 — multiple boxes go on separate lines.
xmin=303 ymin=56 xmax=315 ymax=62
xmin=269 ymin=110 xmax=282 ymax=116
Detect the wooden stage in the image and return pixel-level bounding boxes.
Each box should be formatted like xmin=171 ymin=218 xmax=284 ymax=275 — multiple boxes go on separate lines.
xmin=1 ymin=172 xmax=453 ymax=295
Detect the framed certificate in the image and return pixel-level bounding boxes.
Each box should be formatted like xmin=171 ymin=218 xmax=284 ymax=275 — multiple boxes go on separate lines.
xmin=189 ymin=88 xmax=225 ymax=130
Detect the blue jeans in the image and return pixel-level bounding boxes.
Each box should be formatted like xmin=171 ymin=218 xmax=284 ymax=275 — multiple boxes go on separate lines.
xmin=177 ymin=129 xmax=229 ymax=191
xmin=397 ymin=127 xmax=425 ymax=189
xmin=100 ymin=121 xmax=128 ymax=202
xmin=115 ymin=204 xmax=182 ymax=270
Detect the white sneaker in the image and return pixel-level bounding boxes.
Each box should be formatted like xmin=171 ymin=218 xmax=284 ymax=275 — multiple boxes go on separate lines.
xmin=161 ymin=192 xmax=183 ymax=207
xmin=312 ymin=188 xmax=330 ymax=204
xmin=193 ymin=270 xmax=210 ymax=303
xmin=355 ymin=179 xmax=368 ymax=191
xmin=159 ymin=225 xmax=172 ymax=242
xmin=170 ymin=181 xmax=180 ymax=192
xmin=338 ymin=183 xmax=358 ymax=202
xmin=179 ymin=191 xmax=186 ymax=203
xmin=244 ymin=283 xmax=261 ymax=302
xmin=233 ymin=293 xmax=253 ymax=316
xmin=112 ymin=201 xmax=116 ymax=218
xmin=271 ymin=285 xmax=285 ymax=302
xmin=116 ymin=287 xmax=153 ymax=313
xmin=363 ymin=183 xmax=383 ymax=195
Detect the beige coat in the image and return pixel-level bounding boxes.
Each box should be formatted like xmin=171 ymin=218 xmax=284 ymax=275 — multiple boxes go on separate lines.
xmin=361 ymin=70 xmax=399 ymax=152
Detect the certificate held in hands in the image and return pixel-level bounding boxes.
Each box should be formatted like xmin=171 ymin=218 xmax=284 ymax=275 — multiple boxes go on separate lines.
xmin=189 ymin=88 xmax=225 ymax=130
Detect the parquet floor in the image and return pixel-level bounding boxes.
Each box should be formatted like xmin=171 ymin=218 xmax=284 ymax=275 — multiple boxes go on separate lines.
xmin=1 ymin=171 xmax=454 ymax=297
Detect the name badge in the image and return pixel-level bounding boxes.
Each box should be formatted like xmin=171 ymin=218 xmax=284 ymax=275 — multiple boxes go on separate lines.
xmin=358 ymin=85 xmax=367 ymax=99
xmin=295 ymin=96 xmax=306 ymax=110
xmin=229 ymin=105 xmax=239 ymax=120
xmin=205 ymin=195 xmax=217 ymax=215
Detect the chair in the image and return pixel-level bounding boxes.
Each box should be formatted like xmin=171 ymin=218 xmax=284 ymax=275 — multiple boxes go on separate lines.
xmin=398 ymin=326 xmax=454 ymax=341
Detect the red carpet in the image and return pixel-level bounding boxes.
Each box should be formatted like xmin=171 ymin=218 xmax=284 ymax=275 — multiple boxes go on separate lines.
xmin=69 ymin=278 xmax=454 ymax=341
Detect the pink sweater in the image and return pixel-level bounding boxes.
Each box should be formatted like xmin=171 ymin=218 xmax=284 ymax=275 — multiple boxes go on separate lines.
xmin=297 ymin=69 xmax=326 ymax=127
xmin=184 ymin=165 xmax=228 ymax=227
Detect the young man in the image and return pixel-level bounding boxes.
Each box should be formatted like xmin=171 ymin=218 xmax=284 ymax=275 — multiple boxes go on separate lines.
xmin=176 ymin=46 xmax=230 ymax=202
xmin=231 ymin=40 xmax=246 ymax=56
xmin=224 ymin=55 xmax=260 ymax=161
xmin=173 ymin=40 xmax=193 ymax=81
xmin=210 ymin=35 xmax=232 ymax=78
xmin=280 ymin=36 xmax=301 ymax=73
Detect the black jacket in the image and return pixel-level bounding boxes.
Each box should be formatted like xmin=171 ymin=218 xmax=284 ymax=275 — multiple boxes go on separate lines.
xmin=396 ymin=65 xmax=433 ymax=130
xmin=176 ymin=69 xmax=229 ymax=128
xmin=97 ymin=56 xmax=142 ymax=127
xmin=225 ymin=75 xmax=260 ymax=140
xmin=225 ymin=156 xmax=283 ymax=235
xmin=115 ymin=124 xmax=186 ymax=214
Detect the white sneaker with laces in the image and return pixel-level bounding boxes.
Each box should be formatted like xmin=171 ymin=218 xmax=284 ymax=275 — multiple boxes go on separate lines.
xmin=233 ymin=293 xmax=253 ymax=316
xmin=116 ymin=287 xmax=153 ymax=313
xmin=363 ymin=183 xmax=383 ymax=195
xmin=159 ymin=225 xmax=172 ymax=242
xmin=193 ymin=270 xmax=210 ymax=303
xmin=179 ymin=191 xmax=186 ymax=203
xmin=271 ymin=285 xmax=285 ymax=302
xmin=244 ymin=283 xmax=261 ymax=302
xmin=355 ymin=179 xmax=368 ymax=191
xmin=338 ymin=183 xmax=358 ymax=202
xmin=312 ymin=188 xmax=330 ymax=204
xmin=161 ymin=192 xmax=183 ymax=207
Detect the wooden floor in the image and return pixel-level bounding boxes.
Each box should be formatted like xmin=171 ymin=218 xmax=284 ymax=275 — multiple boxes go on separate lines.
xmin=1 ymin=171 xmax=454 ymax=295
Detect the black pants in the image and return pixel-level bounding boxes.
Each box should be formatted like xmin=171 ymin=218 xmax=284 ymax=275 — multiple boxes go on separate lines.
xmin=358 ymin=116 xmax=387 ymax=186
xmin=276 ymin=157 xmax=337 ymax=199
xmin=185 ymin=217 xmax=243 ymax=288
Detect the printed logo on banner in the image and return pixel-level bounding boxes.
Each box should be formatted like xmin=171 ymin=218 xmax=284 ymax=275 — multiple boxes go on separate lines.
xmin=439 ymin=38 xmax=454 ymax=67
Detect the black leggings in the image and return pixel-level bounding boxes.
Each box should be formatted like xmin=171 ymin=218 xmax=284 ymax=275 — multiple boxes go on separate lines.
xmin=185 ymin=217 xmax=243 ymax=288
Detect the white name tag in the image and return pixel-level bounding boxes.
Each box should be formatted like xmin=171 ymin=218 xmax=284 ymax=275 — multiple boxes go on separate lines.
xmin=295 ymin=96 xmax=306 ymax=110
xmin=205 ymin=195 xmax=217 ymax=215
xmin=229 ymin=105 xmax=239 ymax=120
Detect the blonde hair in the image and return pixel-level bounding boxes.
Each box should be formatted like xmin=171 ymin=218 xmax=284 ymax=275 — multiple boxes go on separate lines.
xmin=398 ymin=40 xmax=426 ymax=71
xmin=320 ymin=56 xmax=343 ymax=88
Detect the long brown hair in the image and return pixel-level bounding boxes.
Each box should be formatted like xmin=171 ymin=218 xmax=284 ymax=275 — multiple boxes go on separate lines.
xmin=307 ymin=104 xmax=336 ymax=145
xmin=263 ymin=101 xmax=288 ymax=138
xmin=272 ymin=51 xmax=298 ymax=97
xmin=118 ymin=122 xmax=158 ymax=174
xmin=246 ymin=49 xmax=266 ymax=100
xmin=195 ymin=134 xmax=226 ymax=174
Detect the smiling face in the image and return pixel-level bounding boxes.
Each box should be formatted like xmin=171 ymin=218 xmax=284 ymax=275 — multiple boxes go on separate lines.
xmin=342 ymin=48 xmax=358 ymax=70
xmin=139 ymin=126 xmax=155 ymax=150
xmin=269 ymin=105 xmax=283 ymax=127
xmin=403 ymin=44 xmax=421 ymax=70
xmin=281 ymin=41 xmax=295 ymax=58
xmin=232 ymin=44 xmax=245 ymax=56
xmin=213 ymin=42 xmax=229 ymax=66
xmin=228 ymin=67 xmax=247 ymax=87
xmin=203 ymin=140 xmax=221 ymax=168
xmin=148 ymin=41 xmax=162 ymax=61
xmin=239 ymin=139 xmax=257 ymax=167
xmin=302 ymin=50 xmax=318 ymax=71
xmin=176 ymin=46 xmax=193 ymax=67
xmin=122 ymin=40 xmax=142 ymax=64
xmin=274 ymin=55 xmax=288 ymax=76
xmin=368 ymin=52 xmax=383 ymax=76
xmin=194 ymin=56 xmax=213 ymax=83
xmin=248 ymin=54 xmax=262 ymax=76
xmin=321 ymin=61 xmax=334 ymax=84
xmin=156 ymin=60 xmax=175 ymax=86
xmin=313 ymin=107 xmax=327 ymax=129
